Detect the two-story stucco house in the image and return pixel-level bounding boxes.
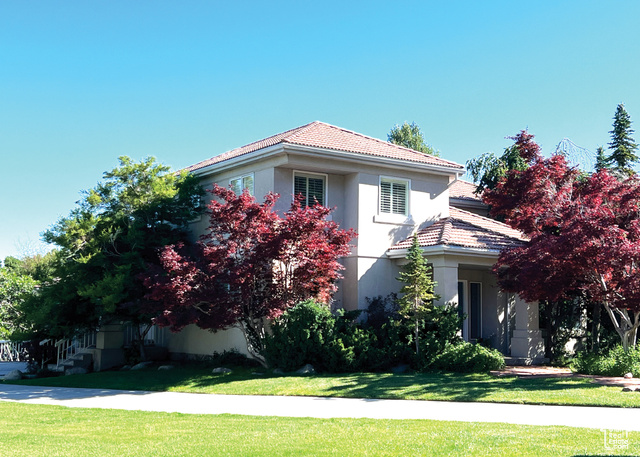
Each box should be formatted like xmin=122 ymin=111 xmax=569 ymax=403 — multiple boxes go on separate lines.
xmin=164 ymin=121 xmax=545 ymax=363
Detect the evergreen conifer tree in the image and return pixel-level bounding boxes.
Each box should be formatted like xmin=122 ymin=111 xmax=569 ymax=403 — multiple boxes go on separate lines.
xmin=606 ymin=103 xmax=638 ymax=175
xmin=594 ymin=146 xmax=609 ymax=172
xmin=397 ymin=235 xmax=438 ymax=357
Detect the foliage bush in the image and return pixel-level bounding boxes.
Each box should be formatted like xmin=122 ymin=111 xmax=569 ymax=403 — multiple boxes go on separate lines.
xmin=263 ymin=299 xmax=500 ymax=374
xmin=417 ymin=303 xmax=464 ymax=365
xmin=209 ymin=350 xmax=261 ymax=368
xmin=264 ymin=300 xmax=401 ymax=372
xmin=432 ymin=342 xmax=505 ymax=373
xmin=263 ymin=300 xmax=336 ymax=371
xmin=572 ymin=345 xmax=640 ymax=377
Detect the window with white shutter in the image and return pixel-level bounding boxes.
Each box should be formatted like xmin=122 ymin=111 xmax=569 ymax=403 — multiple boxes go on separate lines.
xmin=379 ymin=178 xmax=408 ymax=215
xmin=230 ymin=173 xmax=254 ymax=196
xmin=293 ymin=172 xmax=326 ymax=207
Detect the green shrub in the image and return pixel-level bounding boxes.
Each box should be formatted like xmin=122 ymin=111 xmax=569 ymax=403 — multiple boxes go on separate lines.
xmin=417 ymin=303 xmax=464 ymax=368
xmin=432 ymin=342 xmax=505 ymax=373
xmin=325 ymin=316 xmax=385 ymax=372
xmin=210 ymin=350 xmax=261 ymax=368
xmin=264 ymin=300 xmax=402 ymax=372
xmin=263 ymin=300 xmax=336 ymax=371
xmin=572 ymin=345 xmax=640 ymax=377
xmin=364 ymin=294 xmax=399 ymax=330
xmin=263 ymin=299 xmax=498 ymax=374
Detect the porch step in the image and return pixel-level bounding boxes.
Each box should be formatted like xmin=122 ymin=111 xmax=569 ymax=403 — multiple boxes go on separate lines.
xmin=61 ymin=352 xmax=92 ymax=368
xmin=504 ymin=356 xmax=549 ymax=366
xmin=46 ymin=363 xmax=65 ymax=373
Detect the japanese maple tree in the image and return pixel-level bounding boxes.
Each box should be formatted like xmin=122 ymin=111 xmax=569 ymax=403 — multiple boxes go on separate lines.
xmin=484 ymin=141 xmax=640 ymax=350
xmin=144 ymin=185 xmax=356 ymax=365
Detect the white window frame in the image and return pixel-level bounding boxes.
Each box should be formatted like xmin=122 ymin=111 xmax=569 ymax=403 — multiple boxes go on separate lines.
xmin=292 ymin=171 xmax=328 ymax=207
xmin=229 ymin=172 xmax=255 ymax=196
xmin=378 ymin=176 xmax=410 ymax=217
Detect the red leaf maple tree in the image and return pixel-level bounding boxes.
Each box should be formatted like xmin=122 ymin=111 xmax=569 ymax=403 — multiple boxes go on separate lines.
xmin=143 ymin=185 xmax=356 ymax=364
xmin=484 ymin=136 xmax=640 ymax=350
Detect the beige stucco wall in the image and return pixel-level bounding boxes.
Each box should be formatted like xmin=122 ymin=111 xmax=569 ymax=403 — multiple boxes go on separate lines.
xmin=166 ymin=325 xmax=249 ymax=358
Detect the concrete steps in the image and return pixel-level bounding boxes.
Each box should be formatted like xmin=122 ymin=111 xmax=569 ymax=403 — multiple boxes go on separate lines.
xmin=48 ymin=351 xmax=93 ymax=374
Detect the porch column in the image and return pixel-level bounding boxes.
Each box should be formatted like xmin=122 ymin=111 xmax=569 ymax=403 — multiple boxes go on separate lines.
xmin=93 ymin=324 xmax=126 ymax=371
xmin=431 ymin=258 xmax=458 ymax=307
xmin=510 ymin=295 xmax=545 ymax=359
xmin=96 ymin=324 xmax=124 ymax=350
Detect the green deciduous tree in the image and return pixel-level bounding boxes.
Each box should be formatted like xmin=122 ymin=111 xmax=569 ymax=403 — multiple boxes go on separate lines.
xmin=466 ymin=130 xmax=539 ymax=194
xmin=606 ymin=103 xmax=638 ymax=176
xmin=388 ymin=122 xmax=439 ymax=156
xmin=3 ymin=251 xmax=57 ymax=282
xmin=397 ymin=235 xmax=438 ymax=357
xmin=31 ymin=157 xmax=204 ymax=349
xmin=0 ymin=268 xmax=38 ymax=339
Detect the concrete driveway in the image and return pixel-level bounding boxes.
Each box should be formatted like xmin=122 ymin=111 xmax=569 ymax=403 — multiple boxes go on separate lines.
xmin=2 ymin=383 xmax=640 ymax=431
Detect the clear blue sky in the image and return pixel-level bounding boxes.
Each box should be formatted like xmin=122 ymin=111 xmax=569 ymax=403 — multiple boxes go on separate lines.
xmin=1 ymin=1 xmax=639 ymax=260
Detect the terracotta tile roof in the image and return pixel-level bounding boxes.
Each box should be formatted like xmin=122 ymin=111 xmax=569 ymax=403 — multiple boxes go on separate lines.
xmin=389 ymin=207 xmax=526 ymax=252
xmin=449 ymin=179 xmax=482 ymax=202
xmin=185 ymin=121 xmax=464 ymax=173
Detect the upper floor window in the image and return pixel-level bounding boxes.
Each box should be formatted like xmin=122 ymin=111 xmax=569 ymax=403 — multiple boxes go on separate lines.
xmin=230 ymin=173 xmax=254 ymax=196
xmin=380 ymin=177 xmax=409 ymax=216
xmin=294 ymin=172 xmax=326 ymax=207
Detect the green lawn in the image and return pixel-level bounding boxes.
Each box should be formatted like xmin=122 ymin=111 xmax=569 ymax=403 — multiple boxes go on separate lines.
xmin=7 ymin=366 xmax=640 ymax=408
xmin=0 ymin=402 xmax=634 ymax=456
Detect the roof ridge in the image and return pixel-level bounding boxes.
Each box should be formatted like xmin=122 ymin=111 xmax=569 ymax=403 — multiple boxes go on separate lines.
xmin=449 ymin=207 xmax=525 ymax=240
xmin=286 ymin=121 xmax=462 ymax=167
xmin=184 ymin=120 xmax=464 ymax=173
xmin=438 ymin=218 xmax=452 ymax=245
xmin=182 ymin=121 xmax=318 ymax=172
xmin=233 ymin=121 xmax=317 ymax=152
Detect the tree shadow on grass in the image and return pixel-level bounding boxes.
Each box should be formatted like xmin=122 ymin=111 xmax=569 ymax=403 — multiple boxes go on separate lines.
xmin=313 ymin=371 xmax=630 ymax=405
xmin=7 ymin=367 xmax=636 ymax=407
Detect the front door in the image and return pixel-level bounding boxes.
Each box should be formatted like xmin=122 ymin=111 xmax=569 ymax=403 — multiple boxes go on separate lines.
xmin=458 ymin=281 xmax=482 ymax=342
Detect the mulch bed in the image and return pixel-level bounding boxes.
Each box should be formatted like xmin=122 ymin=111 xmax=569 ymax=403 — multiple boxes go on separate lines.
xmin=490 ymin=366 xmax=640 ymax=390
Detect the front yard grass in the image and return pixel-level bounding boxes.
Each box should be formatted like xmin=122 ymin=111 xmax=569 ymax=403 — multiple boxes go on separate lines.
xmin=0 ymin=402 xmax=634 ymax=456
xmin=7 ymin=366 xmax=640 ymax=408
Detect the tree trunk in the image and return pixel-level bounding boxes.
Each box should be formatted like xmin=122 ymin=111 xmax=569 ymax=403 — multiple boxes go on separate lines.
xmin=415 ymin=316 xmax=420 ymax=357
xmin=136 ymin=325 xmax=148 ymax=362
xmin=236 ymin=321 xmax=268 ymax=368
xmin=603 ymin=305 xmax=640 ymax=351
xmin=591 ymin=302 xmax=601 ymax=353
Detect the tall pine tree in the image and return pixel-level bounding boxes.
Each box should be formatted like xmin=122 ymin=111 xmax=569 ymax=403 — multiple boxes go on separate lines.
xmin=397 ymin=235 xmax=438 ymax=357
xmin=606 ymin=103 xmax=638 ymax=176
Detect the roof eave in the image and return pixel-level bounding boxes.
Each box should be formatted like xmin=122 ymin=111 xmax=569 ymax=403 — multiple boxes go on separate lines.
xmin=283 ymin=144 xmax=464 ymax=176
xmin=189 ymin=144 xmax=287 ymax=177
xmin=450 ymin=198 xmax=487 ymax=209
xmin=189 ymin=143 xmax=464 ymax=179
xmin=386 ymin=244 xmax=503 ymax=259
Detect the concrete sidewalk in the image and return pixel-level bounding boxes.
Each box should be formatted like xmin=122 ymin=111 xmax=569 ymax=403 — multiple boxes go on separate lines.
xmin=2 ymin=384 xmax=640 ymax=430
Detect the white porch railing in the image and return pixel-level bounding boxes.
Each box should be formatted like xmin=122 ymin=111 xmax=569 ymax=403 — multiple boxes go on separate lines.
xmin=0 ymin=340 xmax=26 ymax=362
xmin=55 ymin=331 xmax=97 ymax=367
